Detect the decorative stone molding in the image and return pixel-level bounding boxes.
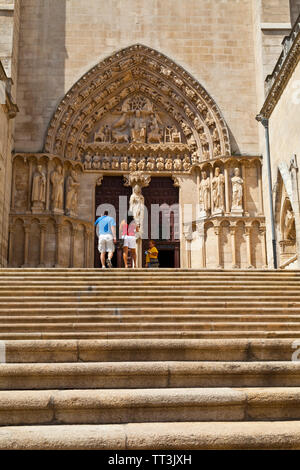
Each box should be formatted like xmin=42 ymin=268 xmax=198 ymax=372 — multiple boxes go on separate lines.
xmin=96 ymin=175 xmax=104 ymax=186
xmin=0 ymin=61 xmax=18 ymax=119
xmin=172 ymin=175 xmax=181 ymax=187
xmin=261 ymin=15 xmax=300 ymax=118
xmin=44 ymin=44 xmax=231 ymax=162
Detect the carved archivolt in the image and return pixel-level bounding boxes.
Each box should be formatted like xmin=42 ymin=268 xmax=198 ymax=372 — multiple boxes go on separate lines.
xmin=45 ymin=44 xmax=231 ymax=165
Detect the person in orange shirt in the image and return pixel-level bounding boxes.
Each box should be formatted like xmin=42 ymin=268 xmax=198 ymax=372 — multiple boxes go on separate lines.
xmin=145 ymin=240 xmax=159 ymax=268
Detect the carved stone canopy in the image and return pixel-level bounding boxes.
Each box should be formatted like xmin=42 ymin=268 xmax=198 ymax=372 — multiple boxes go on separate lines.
xmin=45 ymin=44 xmax=231 ymax=163
xmin=123 ymin=171 xmax=151 ymax=188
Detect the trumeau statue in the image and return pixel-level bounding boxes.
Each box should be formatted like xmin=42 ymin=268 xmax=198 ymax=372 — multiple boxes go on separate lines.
xmin=32 ymin=165 xmax=46 ymax=210
xmin=231 ymin=167 xmax=244 ymax=214
xmin=50 ymin=165 xmax=64 ymax=213
xmin=199 ymin=170 xmax=211 ymax=215
xmin=66 ymin=170 xmax=80 ymax=217
xmin=212 ymin=167 xmax=225 ymax=215
xmin=129 ymin=184 xmax=145 ymax=233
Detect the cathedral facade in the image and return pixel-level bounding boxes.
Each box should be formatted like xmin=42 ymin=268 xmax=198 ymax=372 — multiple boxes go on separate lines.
xmin=1 ymin=0 xmax=300 ymax=269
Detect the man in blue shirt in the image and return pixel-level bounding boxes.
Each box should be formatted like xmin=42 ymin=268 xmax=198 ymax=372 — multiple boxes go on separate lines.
xmin=95 ymin=210 xmax=117 ymax=268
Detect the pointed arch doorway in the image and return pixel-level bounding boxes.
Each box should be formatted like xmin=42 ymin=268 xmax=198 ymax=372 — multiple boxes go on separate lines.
xmin=95 ymin=175 xmax=180 ymax=268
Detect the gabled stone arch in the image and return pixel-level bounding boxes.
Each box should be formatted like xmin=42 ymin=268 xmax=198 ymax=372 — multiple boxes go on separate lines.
xmin=45 ymin=44 xmax=231 ymax=162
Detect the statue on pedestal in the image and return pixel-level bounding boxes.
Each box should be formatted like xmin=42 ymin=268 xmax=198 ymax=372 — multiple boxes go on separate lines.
xmin=129 ymin=184 xmax=145 ymax=235
xmin=212 ymin=167 xmax=225 ymax=215
xmin=50 ymin=165 xmax=64 ymax=213
xmin=66 ymin=170 xmax=80 ymax=217
xmin=199 ymin=170 xmax=211 ymax=217
xmin=31 ymin=165 xmax=46 ymax=212
xmin=231 ymin=167 xmax=244 ymax=215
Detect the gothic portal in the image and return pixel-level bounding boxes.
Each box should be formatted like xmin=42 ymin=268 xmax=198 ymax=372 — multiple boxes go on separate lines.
xmin=9 ymin=45 xmax=266 ymax=269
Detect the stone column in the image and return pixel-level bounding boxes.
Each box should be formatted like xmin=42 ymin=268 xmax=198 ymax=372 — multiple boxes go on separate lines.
xmin=230 ymin=225 xmax=238 ymax=269
xmin=8 ymin=224 xmax=15 ymax=266
xmin=245 ymin=225 xmax=253 ymax=269
xmin=11 ymin=162 xmax=16 ymax=210
xmin=45 ymin=160 xmax=51 ymax=212
xmin=23 ymin=223 xmax=30 ymax=267
xmin=257 ymin=162 xmax=264 ymax=216
xmin=183 ymin=224 xmax=193 ymax=269
xmin=242 ymin=162 xmax=249 ymax=216
xmin=196 ymin=221 xmax=206 ymax=268
xmin=214 ymin=225 xmax=222 ymax=269
xmin=39 ymin=223 xmax=46 ymax=267
xmin=209 ymin=166 xmax=214 ymax=213
xmin=224 ymin=165 xmax=230 ymax=215
xmin=55 ymin=223 xmax=63 ymax=267
xmin=70 ymin=226 xmax=76 ymax=268
xmin=85 ymin=228 xmax=92 ymax=268
xmin=27 ymin=160 xmax=33 ymax=212
xmin=259 ymin=226 xmax=268 ymax=269
xmin=196 ymin=171 xmax=201 ymax=205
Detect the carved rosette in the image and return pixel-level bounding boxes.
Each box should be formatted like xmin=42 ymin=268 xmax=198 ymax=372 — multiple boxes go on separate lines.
xmin=44 ymin=45 xmax=231 ymax=166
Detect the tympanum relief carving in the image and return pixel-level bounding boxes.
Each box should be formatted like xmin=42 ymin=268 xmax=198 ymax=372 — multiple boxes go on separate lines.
xmin=44 ymin=45 xmax=231 ymax=170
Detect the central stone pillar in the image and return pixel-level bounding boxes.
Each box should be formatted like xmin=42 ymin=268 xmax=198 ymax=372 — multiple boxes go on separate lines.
xmin=124 ymin=171 xmax=151 ymax=268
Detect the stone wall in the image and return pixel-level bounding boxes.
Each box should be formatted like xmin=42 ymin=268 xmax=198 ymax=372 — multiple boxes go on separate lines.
xmin=268 ymin=59 xmax=300 ymax=268
xmin=0 ymin=61 xmax=18 ymax=267
xmin=0 ymin=80 xmax=11 ymax=267
xmin=0 ymin=2 xmax=20 ymax=267
xmin=259 ymin=14 xmax=300 ymax=268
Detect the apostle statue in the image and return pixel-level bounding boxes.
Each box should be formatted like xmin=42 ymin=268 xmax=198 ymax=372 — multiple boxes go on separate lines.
xmin=66 ymin=170 xmax=80 ymax=217
xmin=231 ymin=167 xmax=244 ymax=215
xmin=199 ymin=170 xmax=211 ymax=216
xmin=31 ymin=164 xmax=46 ymax=211
xmin=212 ymin=167 xmax=225 ymax=215
xmin=129 ymin=184 xmax=145 ymax=235
xmin=50 ymin=165 xmax=64 ymax=213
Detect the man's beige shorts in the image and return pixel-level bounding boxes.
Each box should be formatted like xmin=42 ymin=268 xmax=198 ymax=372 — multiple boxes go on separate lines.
xmin=98 ymin=234 xmax=115 ymax=253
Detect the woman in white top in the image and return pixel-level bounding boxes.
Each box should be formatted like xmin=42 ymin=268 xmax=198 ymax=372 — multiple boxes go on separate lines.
xmin=119 ymin=215 xmax=138 ymax=268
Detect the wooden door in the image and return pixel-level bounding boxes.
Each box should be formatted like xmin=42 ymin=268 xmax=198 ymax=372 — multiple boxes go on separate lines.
xmin=142 ymin=177 xmax=180 ymax=268
xmin=94 ymin=176 xmax=131 ymax=268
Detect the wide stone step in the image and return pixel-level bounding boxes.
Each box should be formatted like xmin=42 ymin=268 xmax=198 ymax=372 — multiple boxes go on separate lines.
xmin=0 ymin=289 xmax=299 ymax=298
xmin=2 ymin=307 xmax=300 ymax=316
xmin=1 ymin=361 xmax=300 ymax=389
xmin=0 ymin=280 xmax=299 ymax=295
xmin=1 ymin=421 xmax=300 ymax=449
xmin=0 ymin=330 xmax=300 ymax=340
xmin=0 ymin=274 xmax=299 ymax=281
xmin=0 ymin=301 xmax=298 ymax=310
xmin=1 ymin=314 xmax=300 ymax=324
xmin=2 ymin=339 xmax=297 ymax=363
xmin=1 ymin=281 xmax=300 ymax=289
xmin=1 ymin=321 xmax=300 ymax=333
xmin=0 ymin=387 xmax=299 ymax=426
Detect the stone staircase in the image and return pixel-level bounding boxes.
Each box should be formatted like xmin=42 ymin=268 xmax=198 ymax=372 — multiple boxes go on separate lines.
xmin=1 ymin=269 xmax=300 ymax=449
